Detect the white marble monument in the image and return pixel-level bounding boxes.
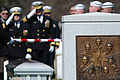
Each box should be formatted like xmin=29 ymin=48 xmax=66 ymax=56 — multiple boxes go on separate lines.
xmin=62 ymin=12 xmax=120 ymax=80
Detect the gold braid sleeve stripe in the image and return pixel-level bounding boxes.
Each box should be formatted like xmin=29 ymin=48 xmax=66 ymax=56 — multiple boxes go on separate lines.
xmin=56 ymin=42 xmax=60 ymax=46
xmin=50 ymin=42 xmax=55 ymax=46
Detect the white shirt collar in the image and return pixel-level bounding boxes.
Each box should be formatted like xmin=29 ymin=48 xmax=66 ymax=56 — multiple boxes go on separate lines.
xmin=1 ymin=18 xmax=5 ymax=22
xmin=37 ymin=15 xmax=43 ymax=23
xmin=14 ymin=21 xmax=20 ymax=28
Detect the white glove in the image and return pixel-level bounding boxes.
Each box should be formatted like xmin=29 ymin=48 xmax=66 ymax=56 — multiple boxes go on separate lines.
xmin=25 ymin=54 xmax=32 ymax=60
xmin=6 ymin=13 xmax=14 ymax=25
xmin=49 ymin=46 xmax=54 ymax=53
xmin=7 ymin=37 xmax=14 ymax=45
xmin=27 ymin=9 xmax=36 ymax=19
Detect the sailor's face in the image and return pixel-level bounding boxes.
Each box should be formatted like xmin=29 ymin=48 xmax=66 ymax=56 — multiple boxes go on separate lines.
xmin=14 ymin=14 xmax=20 ymax=21
xmin=0 ymin=10 xmax=9 ymax=20
xmin=89 ymin=6 xmax=100 ymax=12
xmin=70 ymin=6 xmax=76 ymax=14
xmin=76 ymin=9 xmax=84 ymax=14
xmin=36 ymin=9 xmax=43 ymax=16
xmin=101 ymin=8 xmax=111 ymax=13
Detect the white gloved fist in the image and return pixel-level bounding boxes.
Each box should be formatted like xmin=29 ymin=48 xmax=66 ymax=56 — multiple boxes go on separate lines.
xmin=27 ymin=9 xmax=36 ymax=19
xmin=49 ymin=46 xmax=54 ymax=53
xmin=7 ymin=37 xmax=14 ymax=45
xmin=25 ymin=54 xmax=32 ymax=59
xmin=6 ymin=13 xmax=14 ymax=25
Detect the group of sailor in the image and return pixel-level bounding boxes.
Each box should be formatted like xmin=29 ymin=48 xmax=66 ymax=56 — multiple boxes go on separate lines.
xmin=69 ymin=1 xmax=114 ymax=14
xmin=0 ymin=1 xmax=60 ymax=79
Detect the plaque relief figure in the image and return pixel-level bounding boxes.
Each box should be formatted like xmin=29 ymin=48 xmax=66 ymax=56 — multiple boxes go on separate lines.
xmin=90 ymin=38 xmax=107 ymax=77
xmin=80 ymin=56 xmax=93 ymax=79
xmin=85 ymin=43 xmax=91 ymax=54
xmin=87 ymin=66 xmax=96 ymax=80
xmin=81 ymin=43 xmax=92 ymax=57
xmin=91 ymin=38 xmax=103 ymax=76
xmin=108 ymin=57 xmax=117 ymax=71
xmin=80 ymin=56 xmax=89 ymax=70
xmin=107 ymin=57 xmax=117 ymax=77
xmin=95 ymin=38 xmax=102 ymax=67
xmin=103 ymin=67 xmax=109 ymax=75
xmin=96 ymin=38 xmax=102 ymax=50
xmin=106 ymin=43 xmax=113 ymax=55
xmin=102 ymin=66 xmax=109 ymax=80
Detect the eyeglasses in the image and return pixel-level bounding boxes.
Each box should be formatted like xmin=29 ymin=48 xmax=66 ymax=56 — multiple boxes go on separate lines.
xmin=36 ymin=9 xmax=43 ymax=13
xmin=14 ymin=14 xmax=20 ymax=16
xmin=2 ymin=13 xmax=8 ymax=15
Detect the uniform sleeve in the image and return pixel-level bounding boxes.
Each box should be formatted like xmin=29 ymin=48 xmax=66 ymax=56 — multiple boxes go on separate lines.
xmin=54 ymin=21 xmax=60 ymax=38
xmin=52 ymin=20 xmax=61 ymax=47
xmin=49 ymin=18 xmax=56 ymax=39
xmin=0 ymin=23 xmax=10 ymax=45
xmin=22 ymin=15 xmax=36 ymax=24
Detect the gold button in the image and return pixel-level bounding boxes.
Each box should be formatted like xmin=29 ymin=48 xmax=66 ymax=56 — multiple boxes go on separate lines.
xmin=43 ymin=29 xmax=45 ymax=32
xmin=19 ymin=45 xmax=21 ymax=47
xmin=13 ymin=44 xmax=15 ymax=47
xmin=37 ymin=29 xmax=40 ymax=32
xmin=27 ymin=48 xmax=32 ymax=52
xmin=13 ymin=36 xmax=15 ymax=38
xmin=43 ymin=34 xmax=45 ymax=36
xmin=37 ymin=34 xmax=39 ymax=36
xmin=19 ymin=37 xmax=21 ymax=39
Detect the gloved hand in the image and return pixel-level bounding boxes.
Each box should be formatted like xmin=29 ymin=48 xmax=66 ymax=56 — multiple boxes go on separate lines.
xmin=25 ymin=53 xmax=32 ymax=60
xmin=7 ymin=37 xmax=14 ymax=45
xmin=49 ymin=46 xmax=54 ymax=53
xmin=55 ymin=41 xmax=60 ymax=49
xmin=6 ymin=13 xmax=14 ymax=25
xmin=27 ymin=9 xmax=36 ymax=19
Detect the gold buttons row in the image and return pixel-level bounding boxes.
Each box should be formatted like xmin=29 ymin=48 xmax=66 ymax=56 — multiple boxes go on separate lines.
xmin=13 ymin=44 xmax=22 ymax=47
xmin=37 ymin=29 xmax=45 ymax=32
xmin=13 ymin=36 xmax=21 ymax=39
xmin=37 ymin=34 xmax=45 ymax=36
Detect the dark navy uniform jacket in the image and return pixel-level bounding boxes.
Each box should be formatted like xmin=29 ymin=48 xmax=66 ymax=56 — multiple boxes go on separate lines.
xmin=24 ymin=15 xmax=55 ymax=50
xmin=52 ymin=20 xmax=60 ymax=38
xmin=7 ymin=20 xmax=29 ymax=58
xmin=0 ymin=21 xmax=10 ymax=56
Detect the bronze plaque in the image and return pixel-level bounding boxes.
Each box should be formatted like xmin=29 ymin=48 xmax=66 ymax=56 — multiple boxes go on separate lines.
xmin=76 ymin=36 xmax=120 ymax=80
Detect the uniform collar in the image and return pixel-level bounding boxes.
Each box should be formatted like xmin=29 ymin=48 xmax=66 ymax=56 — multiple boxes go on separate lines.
xmin=14 ymin=20 xmax=20 ymax=28
xmin=37 ymin=15 xmax=43 ymax=23
xmin=1 ymin=18 xmax=5 ymax=23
